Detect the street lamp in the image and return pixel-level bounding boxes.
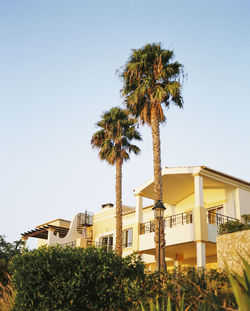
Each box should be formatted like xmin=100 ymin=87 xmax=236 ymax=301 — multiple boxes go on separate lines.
xmin=152 ymin=200 xmax=166 ymax=271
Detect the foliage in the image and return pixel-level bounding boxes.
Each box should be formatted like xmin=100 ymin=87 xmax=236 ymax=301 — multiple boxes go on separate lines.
xmin=130 ymin=267 xmax=236 ymax=310
xmin=218 ymin=215 xmax=250 ymax=235
xmin=120 ymin=42 xmax=185 ymax=125
xmin=0 ymin=235 xmax=23 ymax=293
xmin=9 ymin=243 xmax=240 ymax=310
xmin=135 ymin=295 xmax=217 ymax=311
xmin=11 ymin=246 xmax=145 ymax=311
xmin=0 ymin=274 xmax=15 ymax=311
xmin=226 ymin=254 xmax=250 ymax=311
xmin=91 ymin=107 xmax=141 ymax=166
xmin=10 ymin=246 xmax=239 ymax=310
xmin=241 ymin=214 xmax=250 ymax=226
xmin=133 ymin=258 xmax=250 ymax=310
xmin=136 ymin=296 xmax=184 ymax=311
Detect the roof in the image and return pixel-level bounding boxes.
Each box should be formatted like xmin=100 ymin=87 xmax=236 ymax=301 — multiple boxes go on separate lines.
xmin=21 ymin=224 xmax=69 ymax=239
xmin=134 ymin=165 xmax=250 ymax=201
xmin=200 ymin=166 xmax=249 ymax=186
xmin=36 ymin=218 xmax=70 ymax=229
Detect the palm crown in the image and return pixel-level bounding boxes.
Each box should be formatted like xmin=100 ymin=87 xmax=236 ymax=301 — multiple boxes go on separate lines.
xmin=120 ymin=43 xmax=184 ymax=124
xmin=91 ymin=107 xmax=141 ymax=165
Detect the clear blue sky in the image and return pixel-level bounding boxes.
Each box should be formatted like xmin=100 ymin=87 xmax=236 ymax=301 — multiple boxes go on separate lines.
xmin=1 ymin=0 xmax=249 ymax=247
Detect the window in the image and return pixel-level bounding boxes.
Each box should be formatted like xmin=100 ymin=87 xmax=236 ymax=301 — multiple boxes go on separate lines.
xmin=123 ymin=228 xmax=133 ymax=248
xmin=100 ymin=235 xmax=113 ymax=251
xmin=207 ymin=206 xmax=223 ymax=225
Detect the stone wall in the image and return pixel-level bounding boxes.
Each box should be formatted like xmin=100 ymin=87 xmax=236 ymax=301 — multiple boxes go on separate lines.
xmin=217 ymin=229 xmax=250 ymax=275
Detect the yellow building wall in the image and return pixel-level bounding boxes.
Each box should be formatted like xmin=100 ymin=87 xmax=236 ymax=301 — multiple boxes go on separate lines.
xmin=176 ymin=188 xmax=226 ymax=213
xmin=89 ymin=185 xmax=239 ymax=270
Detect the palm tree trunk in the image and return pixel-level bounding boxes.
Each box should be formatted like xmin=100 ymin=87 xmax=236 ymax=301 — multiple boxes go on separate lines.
xmin=151 ymin=107 xmax=166 ymax=270
xmin=115 ymin=157 xmax=123 ymax=256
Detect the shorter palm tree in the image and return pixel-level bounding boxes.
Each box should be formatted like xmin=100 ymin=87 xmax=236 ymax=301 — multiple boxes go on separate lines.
xmin=91 ymin=107 xmax=141 ymax=256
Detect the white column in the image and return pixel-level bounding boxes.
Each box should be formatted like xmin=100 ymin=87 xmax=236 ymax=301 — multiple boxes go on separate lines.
xmin=196 ymin=241 xmax=206 ymax=268
xmin=135 ymin=195 xmax=143 ymax=223
xmin=193 ymin=174 xmax=207 ymax=268
xmin=194 ymin=174 xmax=204 ymax=208
xmin=235 ymin=188 xmax=241 ymax=220
xmin=135 ymin=195 xmax=143 ymax=251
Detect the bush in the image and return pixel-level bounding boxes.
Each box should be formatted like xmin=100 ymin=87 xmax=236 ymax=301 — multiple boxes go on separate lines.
xmin=130 ymin=267 xmax=236 ymax=310
xmin=0 ymin=235 xmax=23 ymax=295
xmin=11 ymin=246 xmax=145 ymax=311
xmin=0 ymin=274 xmax=15 ymax=311
xmin=218 ymin=219 xmax=249 ymax=235
xmin=242 ymin=214 xmax=250 ymax=226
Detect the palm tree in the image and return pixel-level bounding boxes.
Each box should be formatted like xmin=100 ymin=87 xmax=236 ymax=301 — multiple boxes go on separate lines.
xmin=120 ymin=43 xmax=184 ymax=270
xmin=91 ymin=107 xmax=141 ymax=256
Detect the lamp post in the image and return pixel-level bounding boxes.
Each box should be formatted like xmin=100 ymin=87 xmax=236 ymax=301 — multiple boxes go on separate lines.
xmin=152 ymin=200 xmax=166 ymax=271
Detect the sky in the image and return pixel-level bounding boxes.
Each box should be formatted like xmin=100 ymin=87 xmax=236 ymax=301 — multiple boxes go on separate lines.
xmin=0 ymin=0 xmax=249 ymax=247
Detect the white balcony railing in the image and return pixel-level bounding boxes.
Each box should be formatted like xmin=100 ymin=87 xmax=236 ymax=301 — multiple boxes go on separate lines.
xmin=140 ymin=212 xmax=192 ymax=235
xmin=207 ymin=212 xmax=237 ymax=225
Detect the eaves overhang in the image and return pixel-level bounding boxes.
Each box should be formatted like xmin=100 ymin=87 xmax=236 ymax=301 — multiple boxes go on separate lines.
xmin=199 ymin=166 xmax=250 ymax=191
xmin=134 ymin=165 xmax=250 ymax=198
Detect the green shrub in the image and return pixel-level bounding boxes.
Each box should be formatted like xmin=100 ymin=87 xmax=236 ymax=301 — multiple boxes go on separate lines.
xmin=11 ymin=246 xmax=145 ymax=311
xmin=218 ymin=220 xmax=246 ymax=235
xmin=130 ymin=267 xmax=236 ymax=310
xmin=242 ymin=214 xmax=250 ymax=226
xmin=10 ymin=246 xmax=238 ymax=310
xmin=0 ymin=274 xmax=15 ymax=311
xmin=0 ymin=235 xmax=23 ymax=296
xmin=218 ymin=214 xmax=250 ymax=235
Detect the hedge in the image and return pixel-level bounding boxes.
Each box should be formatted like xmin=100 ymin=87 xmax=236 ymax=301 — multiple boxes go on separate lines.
xmin=11 ymin=246 xmax=145 ymax=311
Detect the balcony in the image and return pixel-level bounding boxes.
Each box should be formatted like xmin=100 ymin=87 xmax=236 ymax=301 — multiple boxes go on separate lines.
xmin=139 ymin=212 xmax=194 ymax=252
xmin=139 ymin=210 xmax=237 ymax=252
xmin=207 ymin=211 xmax=238 ymax=242
xmin=207 ymin=212 xmax=237 ymax=225
xmin=140 ymin=211 xmax=193 ymax=235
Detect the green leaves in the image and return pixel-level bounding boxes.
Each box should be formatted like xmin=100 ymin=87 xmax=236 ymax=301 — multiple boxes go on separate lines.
xmin=0 ymin=235 xmax=23 ymax=294
xmin=120 ymin=43 xmax=184 ymax=125
xmin=11 ymin=246 xmax=145 ymax=311
xmin=10 ymin=251 xmax=243 ymax=311
xmin=218 ymin=218 xmax=249 ymax=235
xmin=226 ymin=254 xmax=250 ymax=311
xmin=91 ymin=107 xmax=142 ymax=165
xmin=130 ymin=267 xmax=236 ymax=311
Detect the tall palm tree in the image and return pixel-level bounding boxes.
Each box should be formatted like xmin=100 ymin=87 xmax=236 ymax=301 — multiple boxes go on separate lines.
xmin=91 ymin=107 xmax=141 ymax=256
xmin=120 ymin=43 xmax=184 ymax=270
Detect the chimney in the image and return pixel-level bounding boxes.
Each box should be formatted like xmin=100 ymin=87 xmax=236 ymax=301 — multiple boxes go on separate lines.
xmin=101 ymin=203 xmax=114 ymax=209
